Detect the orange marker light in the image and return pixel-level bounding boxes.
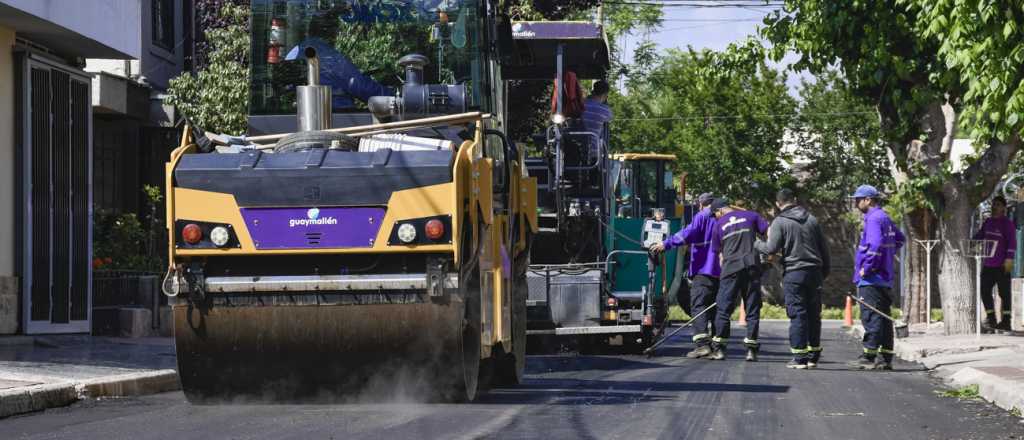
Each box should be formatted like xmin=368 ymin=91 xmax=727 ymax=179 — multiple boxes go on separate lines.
xmin=425 ymin=219 xmax=445 ymax=240
xmin=182 ymin=223 xmax=202 ymax=244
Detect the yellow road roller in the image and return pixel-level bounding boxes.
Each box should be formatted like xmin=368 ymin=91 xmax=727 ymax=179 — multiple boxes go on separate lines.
xmin=163 ymin=0 xmax=535 ymax=402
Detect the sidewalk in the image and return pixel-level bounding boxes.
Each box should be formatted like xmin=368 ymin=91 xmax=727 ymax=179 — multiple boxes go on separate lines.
xmin=0 ymin=335 xmax=179 ymax=418
xmin=849 ymin=323 xmax=1024 ymax=415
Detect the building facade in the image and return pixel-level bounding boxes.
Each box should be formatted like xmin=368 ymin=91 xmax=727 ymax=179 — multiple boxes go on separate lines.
xmin=0 ymin=0 xmax=142 ymax=334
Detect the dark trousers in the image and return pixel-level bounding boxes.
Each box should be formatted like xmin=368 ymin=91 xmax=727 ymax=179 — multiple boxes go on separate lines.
xmin=980 ymin=266 xmax=1012 ymax=324
xmin=712 ymin=266 xmax=762 ymax=349
xmin=859 ymin=284 xmax=894 ymax=361
xmin=689 ymin=275 xmax=719 ymax=347
xmin=783 ymin=268 xmax=823 ymax=360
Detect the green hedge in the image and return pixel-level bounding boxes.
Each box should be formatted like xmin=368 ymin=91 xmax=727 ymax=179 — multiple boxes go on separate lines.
xmin=667 ymin=304 xmax=942 ymax=322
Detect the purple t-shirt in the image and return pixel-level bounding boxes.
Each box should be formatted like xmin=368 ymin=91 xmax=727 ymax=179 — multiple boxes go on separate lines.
xmin=663 ymin=208 xmax=721 ymax=278
xmin=710 ymin=209 xmax=769 ymax=277
xmin=974 ymin=216 xmax=1017 ymax=267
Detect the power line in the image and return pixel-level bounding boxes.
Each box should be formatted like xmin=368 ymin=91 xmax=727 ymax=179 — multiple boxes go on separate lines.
xmin=603 ymin=1 xmax=784 ymax=7
xmin=612 ymin=111 xmax=875 ymax=122
xmin=659 ymin=18 xmax=763 ymax=22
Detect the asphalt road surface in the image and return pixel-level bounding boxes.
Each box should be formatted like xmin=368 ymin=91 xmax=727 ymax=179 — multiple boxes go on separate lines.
xmin=4 ymin=321 xmax=1024 ymax=440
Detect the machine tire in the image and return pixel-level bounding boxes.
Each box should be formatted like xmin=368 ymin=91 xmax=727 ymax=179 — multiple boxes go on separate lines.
xmin=447 ymin=220 xmax=486 ymax=402
xmin=273 ymin=130 xmax=359 ymax=153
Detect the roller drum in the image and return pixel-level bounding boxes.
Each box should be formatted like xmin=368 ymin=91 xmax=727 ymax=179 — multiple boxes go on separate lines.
xmin=173 ymin=298 xmax=476 ymax=402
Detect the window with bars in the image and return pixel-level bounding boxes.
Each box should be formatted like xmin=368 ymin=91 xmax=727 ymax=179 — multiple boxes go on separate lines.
xmin=152 ymin=0 xmax=175 ymax=51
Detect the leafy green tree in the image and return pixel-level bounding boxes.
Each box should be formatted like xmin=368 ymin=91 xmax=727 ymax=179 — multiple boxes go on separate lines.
xmin=166 ymin=3 xmax=250 ymax=134
xmin=791 ymin=70 xmax=897 ymax=306
xmin=610 ymin=43 xmax=798 ymax=209
xmin=764 ymin=0 xmax=1024 ymax=333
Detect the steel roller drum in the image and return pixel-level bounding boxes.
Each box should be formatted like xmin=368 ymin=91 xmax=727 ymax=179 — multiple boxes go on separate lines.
xmin=173 ymin=298 xmax=477 ymax=403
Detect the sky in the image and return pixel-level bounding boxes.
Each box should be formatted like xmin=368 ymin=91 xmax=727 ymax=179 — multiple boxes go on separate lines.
xmin=617 ymin=3 xmax=811 ymax=95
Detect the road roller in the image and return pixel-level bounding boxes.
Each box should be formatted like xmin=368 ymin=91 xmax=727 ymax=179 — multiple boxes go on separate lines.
xmin=163 ymin=0 xmax=536 ymax=402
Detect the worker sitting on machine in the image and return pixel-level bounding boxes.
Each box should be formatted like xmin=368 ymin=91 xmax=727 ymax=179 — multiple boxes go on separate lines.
xmin=581 ymin=80 xmax=613 ymax=162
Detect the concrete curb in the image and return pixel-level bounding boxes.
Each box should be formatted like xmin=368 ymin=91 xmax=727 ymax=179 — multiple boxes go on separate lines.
xmin=846 ymin=325 xmax=1024 ymax=416
xmin=75 ymin=369 xmax=180 ymax=399
xmin=1 ymin=370 xmax=180 ymax=419
xmin=0 ymin=382 xmax=77 ymax=419
xmin=947 ymin=366 xmax=1024 ymax=413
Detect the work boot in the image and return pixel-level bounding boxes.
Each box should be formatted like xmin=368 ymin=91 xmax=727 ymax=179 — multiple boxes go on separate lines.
xmin=848 ymin=354 xmax=877 ymax=370
xmin=708 ymin=345 xmax=726 ymax=360
xmin=786 ymin=358 xmax=808 ymax=369
xmin=983 ymin=316 xmax=998 ymax=333
xmin=745 ymin=348 xmax=758 ymax=362
xmin=995 ymin=318 xmax=1012 ymax=332
xmin=807 ymin=353 xmax=821 ymax=369
xmin=875 ymin=358 xmax=893 ymax=371
xmin=686 ymin=345 xmax=713 ymax=359
xmin=981 ymin=322 xmax=997 ymax=334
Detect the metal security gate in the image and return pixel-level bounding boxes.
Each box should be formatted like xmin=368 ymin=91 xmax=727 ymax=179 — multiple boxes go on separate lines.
xmin=19 ymin=54 xmax=92 ymax=334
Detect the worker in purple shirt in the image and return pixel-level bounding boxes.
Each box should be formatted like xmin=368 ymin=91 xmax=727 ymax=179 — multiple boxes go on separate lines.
xmin=707 ymin=198 xmax=769 ymax=362
xmin=848 ymin=185 xmax=905 ymax=371
xmin=649 ymin=192 xmax=720 ymax=358
xmin=974 ymin=195 xmax=1017 ymax=331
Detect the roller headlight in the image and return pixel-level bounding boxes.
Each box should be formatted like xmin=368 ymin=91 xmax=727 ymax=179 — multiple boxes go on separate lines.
xmin=397 ymin=223 xmax=417 ymax=243
xmin=210 ymin=226 xmax=230 ymax=247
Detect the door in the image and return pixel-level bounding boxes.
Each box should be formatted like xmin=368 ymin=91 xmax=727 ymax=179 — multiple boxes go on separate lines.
xmin=20 ymin=54 xmax=92 ymax=334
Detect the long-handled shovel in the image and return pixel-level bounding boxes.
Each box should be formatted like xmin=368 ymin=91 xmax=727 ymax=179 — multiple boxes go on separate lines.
xmin=644 ymin=302 xmax=718 ymax=357
xmin=845 ymin=293 xmax=910 ymax=339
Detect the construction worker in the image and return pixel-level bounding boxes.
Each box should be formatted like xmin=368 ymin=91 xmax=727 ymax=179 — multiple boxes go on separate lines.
xmin=849 ymin=185 xmax=905 ymax=371
xmin=649 ymin=192 xmax=720 ymax=358
xmin=707 ymin=198 xmax=769 ymax=361
xmin=974 ymin=195 xmax=1016 ymax=331
xmin=581 ymin=80 xmax=612 ymax=161
xmin=754 ymin=189 xmax=831 ymax=369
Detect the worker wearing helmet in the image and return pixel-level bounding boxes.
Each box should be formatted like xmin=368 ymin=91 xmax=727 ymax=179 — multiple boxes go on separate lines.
xmin=650 ymin=192 xmax=720 ymax=358
xmin=849 ymin=185 xmax=905 ymax=371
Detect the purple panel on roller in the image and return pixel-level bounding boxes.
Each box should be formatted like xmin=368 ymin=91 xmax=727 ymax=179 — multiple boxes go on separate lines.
xmin=511 ymin=22 xmax=603 ymax=40
xmin=240 ymin=207 xmax=385 ymax=249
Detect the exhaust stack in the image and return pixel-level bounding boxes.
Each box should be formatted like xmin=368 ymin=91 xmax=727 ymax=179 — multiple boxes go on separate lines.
xmin=296 ymin=46 xmax=331 ymax=132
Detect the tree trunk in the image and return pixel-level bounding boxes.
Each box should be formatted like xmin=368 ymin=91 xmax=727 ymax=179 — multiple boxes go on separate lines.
xmin=937 ymin=194 xmax=976 ymax=335
xmin=901 ymin=207 xmax=935 ymax=324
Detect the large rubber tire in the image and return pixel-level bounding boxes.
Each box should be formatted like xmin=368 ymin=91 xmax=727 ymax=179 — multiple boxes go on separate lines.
xmin=453 ymin=269 xmax=482 ymax=402
xmin=273 ymin=130 xmax=359 ymax=153
xmin=448 ymin=220 xmax=486 ymax=402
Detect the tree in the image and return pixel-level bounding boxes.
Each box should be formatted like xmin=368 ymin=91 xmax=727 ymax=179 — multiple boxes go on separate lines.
xmin=764 ymin=0 xmax=1024 ymax=334
xmin=792 ymin=70 xmax=894 ymax=306
xmin=166 ymin=3 xmax=250 ymax=134
xmin=610 ymin=43 xmax=798 ymax=209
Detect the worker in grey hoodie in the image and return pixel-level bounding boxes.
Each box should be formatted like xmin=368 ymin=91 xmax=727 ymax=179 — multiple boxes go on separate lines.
xmin=754 ymin=188 xmax=831 ymax=369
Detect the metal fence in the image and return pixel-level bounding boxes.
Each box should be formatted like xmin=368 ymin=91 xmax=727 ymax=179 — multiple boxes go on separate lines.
xmin=92 ymin=270 xmax=163 ymax=334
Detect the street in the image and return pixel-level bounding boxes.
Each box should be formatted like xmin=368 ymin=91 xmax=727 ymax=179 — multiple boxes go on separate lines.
xmin=2 ymin=321 xmax=1022 ymax=440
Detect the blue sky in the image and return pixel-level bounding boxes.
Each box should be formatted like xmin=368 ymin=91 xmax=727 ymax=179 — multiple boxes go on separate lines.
xmin=618 ymin=4 xmax=810 ymax=95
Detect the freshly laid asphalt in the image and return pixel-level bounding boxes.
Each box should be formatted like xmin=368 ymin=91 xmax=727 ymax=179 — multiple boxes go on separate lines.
xmin=3 ymin=321 xmax=1023 ymax=440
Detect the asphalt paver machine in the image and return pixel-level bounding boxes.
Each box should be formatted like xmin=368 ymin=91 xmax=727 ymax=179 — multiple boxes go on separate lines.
xmin=503 ymin=22 xmax=689 ymax=351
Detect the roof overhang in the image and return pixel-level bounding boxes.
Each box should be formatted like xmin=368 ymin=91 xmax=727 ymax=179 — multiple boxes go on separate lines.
xmin=502 ymin=21 xmax=610 ymax=80
xmin=0 ymin=0 xmax=141 ymax=59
